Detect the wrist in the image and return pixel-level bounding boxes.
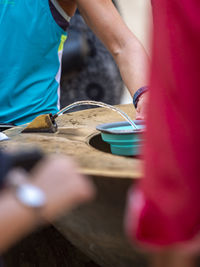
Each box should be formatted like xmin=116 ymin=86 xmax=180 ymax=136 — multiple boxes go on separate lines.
xmin=0 ymin=190 xmax=43 ymax=253
xmin=133 ymin=86 xmax=149 ymax=109
xmin=6 ymin=169 xmax=47 ymax=224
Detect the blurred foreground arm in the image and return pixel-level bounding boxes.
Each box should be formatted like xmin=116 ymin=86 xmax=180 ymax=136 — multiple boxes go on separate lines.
xmin=0 ymin=155 xmax=95 ymax=253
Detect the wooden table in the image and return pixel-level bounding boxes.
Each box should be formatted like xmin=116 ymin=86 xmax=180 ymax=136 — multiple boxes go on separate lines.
xmin=1 ymin=104 xmax=147 ymax=267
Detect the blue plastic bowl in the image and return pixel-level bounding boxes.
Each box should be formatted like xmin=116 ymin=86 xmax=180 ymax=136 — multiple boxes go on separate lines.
xmin=96 ymin=120 xmax=145 ymax=156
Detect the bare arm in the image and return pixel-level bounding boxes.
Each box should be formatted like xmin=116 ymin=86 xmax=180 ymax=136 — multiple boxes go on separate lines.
xmin=0 ymin=189 xmax=38 ymax=253
xmin=60 ymin=0 xmax=149 ymax=118
xmin=75 ymin=0 xmax=150 ymax=96
xmin=79 ymin=0 xmax=150 ymax=120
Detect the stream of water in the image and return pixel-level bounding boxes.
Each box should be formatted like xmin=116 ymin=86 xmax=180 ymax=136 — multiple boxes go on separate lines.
xmin=56 ymin=100 xmax=138 ymax=129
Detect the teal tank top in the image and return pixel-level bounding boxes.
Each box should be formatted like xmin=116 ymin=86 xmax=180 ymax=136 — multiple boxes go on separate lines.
xmin=0 ymin=0 xmax=68 ymax=125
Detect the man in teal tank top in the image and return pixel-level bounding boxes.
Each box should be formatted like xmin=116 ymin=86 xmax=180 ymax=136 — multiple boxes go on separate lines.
xmin=0 ymin=0 xmax=149 ymax=125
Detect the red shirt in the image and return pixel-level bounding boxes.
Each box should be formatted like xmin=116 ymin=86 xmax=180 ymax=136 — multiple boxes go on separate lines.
xmin=126 ymin=0 xmax=200 ymax=247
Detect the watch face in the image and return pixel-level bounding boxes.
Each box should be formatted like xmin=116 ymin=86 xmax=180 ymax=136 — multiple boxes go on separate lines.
xmin=16 ymin=184 xmax=46 ymax=208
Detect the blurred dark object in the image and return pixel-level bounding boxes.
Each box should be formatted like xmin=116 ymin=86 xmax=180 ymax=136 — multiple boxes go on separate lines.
xmin=9 ymin=149 xmax=43 ymax=172
xmin=0 ymin=149 xmax=43 ymax=188
xmin=60 ymin=1 xmax=123 ymax=110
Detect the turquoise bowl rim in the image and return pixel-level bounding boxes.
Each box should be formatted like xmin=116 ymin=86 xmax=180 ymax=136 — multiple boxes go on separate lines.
xmin=96 ymin=120 xmax=145 ymax=156
xmin=96 ymin=120 xmax=145 ymax=135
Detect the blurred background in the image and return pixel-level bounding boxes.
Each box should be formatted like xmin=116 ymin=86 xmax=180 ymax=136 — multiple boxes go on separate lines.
xmin=118 ymin=0 xmax=152 ymax=103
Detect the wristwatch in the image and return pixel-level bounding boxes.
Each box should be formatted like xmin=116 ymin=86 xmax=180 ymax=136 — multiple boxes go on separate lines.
xmin=15 ymin=184 xmax=46 ymax=209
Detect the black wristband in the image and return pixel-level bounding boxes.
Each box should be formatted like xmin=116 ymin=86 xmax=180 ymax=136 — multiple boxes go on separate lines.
xmin=133 ymin=86 xmax=149 ymax=108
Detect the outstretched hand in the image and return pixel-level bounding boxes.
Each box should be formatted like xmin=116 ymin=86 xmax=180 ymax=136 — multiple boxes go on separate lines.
xmin=7 ymin=154 xmax=95 ymax=222
xmin=0 ymin=154 xmax=95 ymax=253
xmin=31 ymin=155 xmax=96 ymax=221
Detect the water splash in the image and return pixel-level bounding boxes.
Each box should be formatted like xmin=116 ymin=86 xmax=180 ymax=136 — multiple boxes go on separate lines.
xmin=56 ymin=100 xmax=138 ymax=129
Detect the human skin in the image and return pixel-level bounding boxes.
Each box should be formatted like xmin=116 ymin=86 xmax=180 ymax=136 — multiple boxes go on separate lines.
xmin=58 ymin=0 xmax=150 ymax=119
xmin=0 ymin=155 xmax=95 ymax=253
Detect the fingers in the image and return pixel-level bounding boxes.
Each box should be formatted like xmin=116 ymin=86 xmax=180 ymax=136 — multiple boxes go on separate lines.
xmin=5 ymin=155 xmax=95 ymax=222
xmin=29 ymin=155 xmax=95 ymax=221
